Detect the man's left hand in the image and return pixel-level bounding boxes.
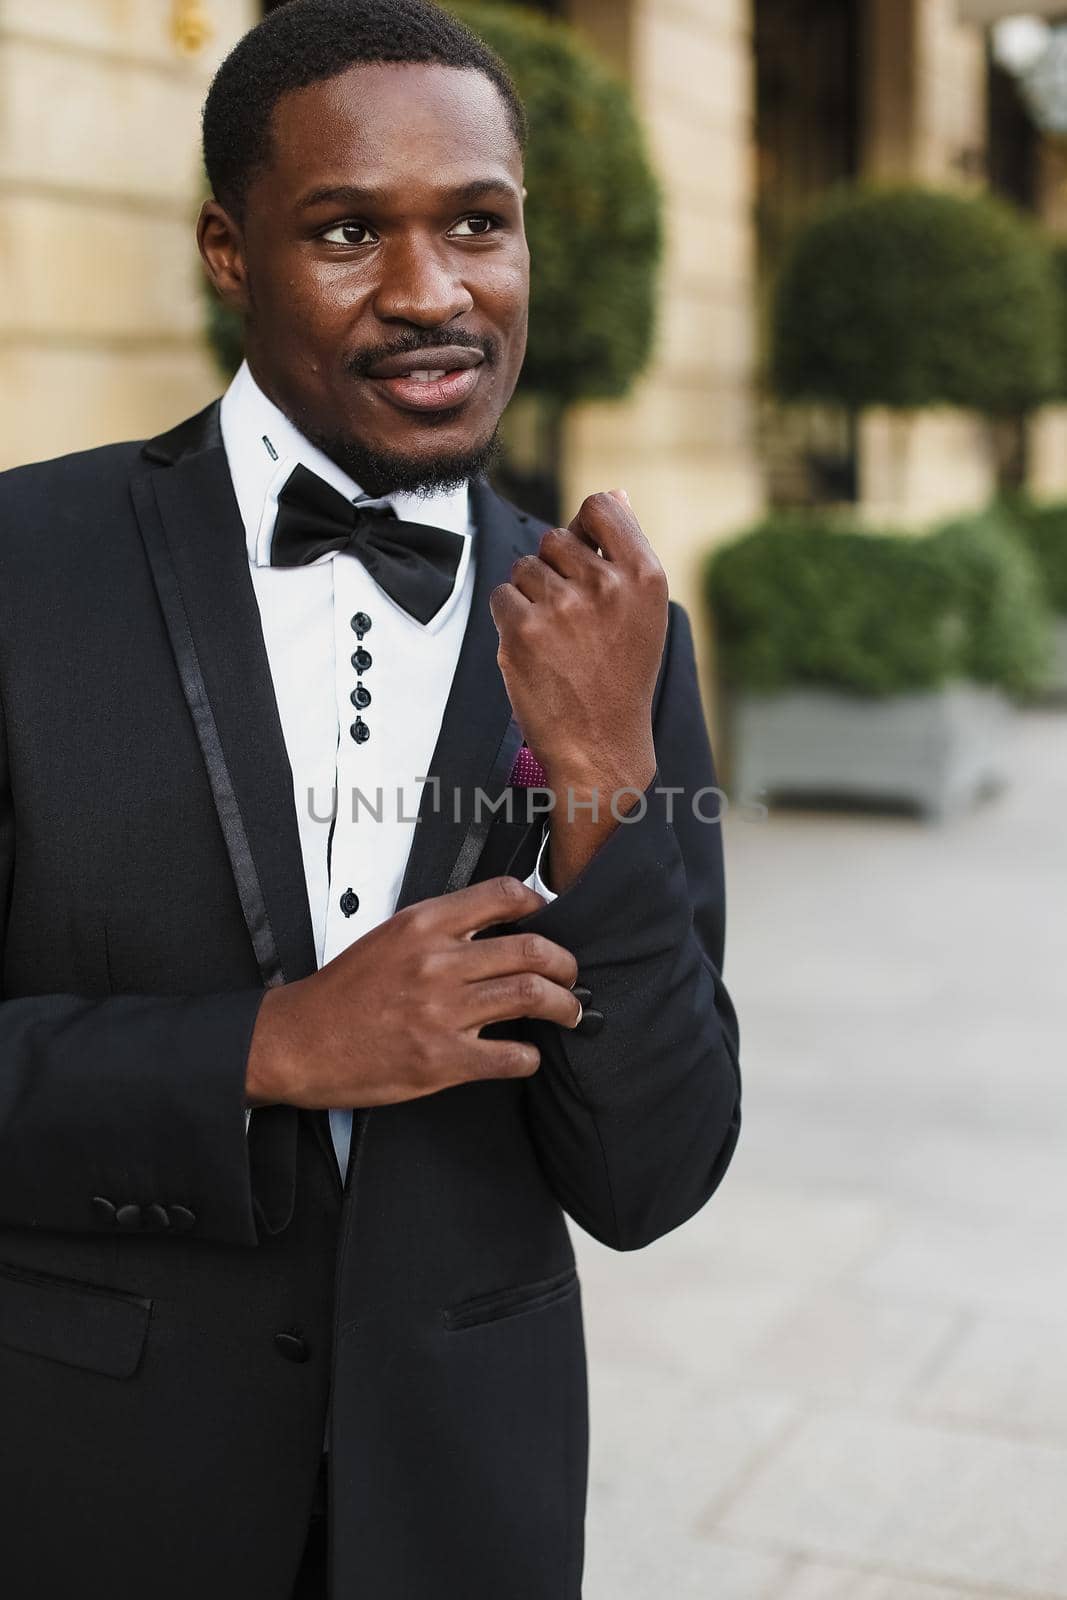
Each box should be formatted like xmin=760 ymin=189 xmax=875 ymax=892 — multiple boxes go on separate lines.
xmin=489 ymin=490 xmax=669 ymax=891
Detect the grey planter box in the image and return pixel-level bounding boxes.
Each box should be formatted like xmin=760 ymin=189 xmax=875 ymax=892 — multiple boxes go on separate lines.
xmin=1046 ymin=617 xmax=1067 ymax=698
xmin=730 ymin=682 xmax=1013 ymax=821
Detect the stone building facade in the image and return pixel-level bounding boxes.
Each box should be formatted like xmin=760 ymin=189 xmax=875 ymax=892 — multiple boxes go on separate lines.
xmin=0 ymin=1 xmax=255 ymax=467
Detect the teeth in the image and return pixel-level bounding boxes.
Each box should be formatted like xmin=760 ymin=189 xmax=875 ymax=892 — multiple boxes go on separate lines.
xmin=409 ymin=369 xmax=448 ymax=383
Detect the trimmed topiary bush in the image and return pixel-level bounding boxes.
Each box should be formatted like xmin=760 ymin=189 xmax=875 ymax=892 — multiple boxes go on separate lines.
xmin=705 ymin=509 xmax=1052 ymax=698
xmin=450 ymin=3 xmax=661 ymax=402
xmin=928 ymin=508 xmax=1052 ymax=696
xmin=205 ymin=4 xmax=663 ymax=406
xmin=706 ymin=518 xmax=961 ymax=697
xmin=999 ymin=495 xmax=1067 ymax=614
xmin=772 ymin=185 xmax=1061 ymax=415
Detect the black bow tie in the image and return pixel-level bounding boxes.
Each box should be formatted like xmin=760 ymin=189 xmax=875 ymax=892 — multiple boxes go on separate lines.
xmin=270 ymin=463 xmax=465 ymax=626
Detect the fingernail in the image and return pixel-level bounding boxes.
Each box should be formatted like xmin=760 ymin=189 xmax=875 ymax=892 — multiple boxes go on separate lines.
xmin=611 ymin=488 xmax=631 ymax=506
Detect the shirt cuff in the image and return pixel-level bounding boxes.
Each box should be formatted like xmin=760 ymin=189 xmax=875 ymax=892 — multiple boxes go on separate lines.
xmin=522 ymin=824 xmax=558 ymax=903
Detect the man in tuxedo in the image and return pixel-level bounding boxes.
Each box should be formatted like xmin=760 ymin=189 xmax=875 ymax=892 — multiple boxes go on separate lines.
xmin=0 ymin=1 xmax=740 ymax=1595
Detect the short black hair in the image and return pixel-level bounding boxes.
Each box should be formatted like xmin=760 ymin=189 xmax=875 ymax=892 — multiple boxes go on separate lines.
xmin=202 ymin=0 xmax=527 ymax=219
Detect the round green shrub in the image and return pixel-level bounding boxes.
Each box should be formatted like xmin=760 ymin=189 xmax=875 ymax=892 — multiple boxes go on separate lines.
xmin=705 ymin=509 xmax=1052 ymax=698
xmin=998 ymin=495 xmax=1067 ymax=613
xmin=928 ymin=509 xmax=1052 ymax=696
xmin=772 ymin=185 xmax=1061 ymax=414
xmin=205 ymin=4 xmax=663 ymax=405
xmin=451 ymin=4 xmax=661 ymax=402
xmin=706 ymin=518 xmax=961 ymax=696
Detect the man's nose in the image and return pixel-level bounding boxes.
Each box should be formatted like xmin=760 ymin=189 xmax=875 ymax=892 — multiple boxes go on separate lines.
xmin=372 ymin=237 xmax=475 ymax=327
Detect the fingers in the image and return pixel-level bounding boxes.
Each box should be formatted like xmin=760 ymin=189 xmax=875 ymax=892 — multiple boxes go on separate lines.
xmin=492 ymin=493 xmax=656 ymax=617
xmin=507 ymin=552 xmax=571 ymax=604
xmin=462 ymin=971 xmax=584 ymax=1032
xmin=488 ymin=579 xmax=530 ymax=631
xmin=534 ymin=525 xmax=602 ymax=582
xmin=461 ymin=931 xmax=579 ymax=990
xmin=570 ymin=489 xmax=655 ymax=570
xmin=462 ymin=1036 xmax=542 ymax=1081
xmin=431 ymin=876 xmax=548 ymax=938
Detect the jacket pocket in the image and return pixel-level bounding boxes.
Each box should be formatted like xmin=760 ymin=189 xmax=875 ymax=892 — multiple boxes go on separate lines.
xmin=443 ymin=1264 xmax=579 ymax=1332
xmin=0 ymin=1261 xmax=152 ymax=1380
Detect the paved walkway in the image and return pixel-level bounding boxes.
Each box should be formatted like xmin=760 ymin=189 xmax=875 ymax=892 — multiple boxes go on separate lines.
xmin=576 ymin=709 xmax=1067 ymax=1599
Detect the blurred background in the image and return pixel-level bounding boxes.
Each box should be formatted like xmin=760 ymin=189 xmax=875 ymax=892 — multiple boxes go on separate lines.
xmin=2 ymin=1 xmax=1066 ymax=1595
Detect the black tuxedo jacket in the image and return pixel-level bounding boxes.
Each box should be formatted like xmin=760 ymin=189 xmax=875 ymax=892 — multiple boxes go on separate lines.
xmin=0 ymin=401 xmax=740 ymax=1600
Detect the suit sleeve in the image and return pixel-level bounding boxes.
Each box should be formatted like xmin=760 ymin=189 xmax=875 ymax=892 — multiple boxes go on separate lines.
xmin=0 ymin=687 xmax=267 ymax=1248
xmin=515 ymin=599 xmax=741 ymax=1251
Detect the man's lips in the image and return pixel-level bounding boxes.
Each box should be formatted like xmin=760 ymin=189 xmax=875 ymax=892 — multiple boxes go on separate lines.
xmin=366 ymin=346 xmax=484 ymax=379
xmin=361 ymin=345 xmax=486 ymax=413
xmin=368 ymin=364 xmax=485 ymax=413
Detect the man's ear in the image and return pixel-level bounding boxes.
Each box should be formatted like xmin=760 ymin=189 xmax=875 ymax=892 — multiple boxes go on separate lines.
xmin=521 ymin=184 xmax=528 ymax=202
xmin=197 ymin=198 xmax=251 ymax=315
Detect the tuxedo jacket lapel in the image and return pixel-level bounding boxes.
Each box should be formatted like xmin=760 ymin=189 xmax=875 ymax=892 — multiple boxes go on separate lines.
xmin=133 ymin=402 xmax=317 ymax=991
xmin=394 ymin=473 xmax=542 ymax=911
xmin=132 ymin=402 xmax=317 ymax=1219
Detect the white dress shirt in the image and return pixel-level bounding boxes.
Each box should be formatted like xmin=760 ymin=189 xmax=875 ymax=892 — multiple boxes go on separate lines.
xmin=220 ymin=361 xmax=554 ymax=1179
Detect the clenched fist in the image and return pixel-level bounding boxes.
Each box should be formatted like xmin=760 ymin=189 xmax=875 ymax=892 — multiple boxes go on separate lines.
xmin=489 ymin=490 xmax=669 ymax=891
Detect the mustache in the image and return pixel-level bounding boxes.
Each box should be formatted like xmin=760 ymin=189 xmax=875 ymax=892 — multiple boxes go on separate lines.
xmin=345 ymin=329 xmax=499 ymax=379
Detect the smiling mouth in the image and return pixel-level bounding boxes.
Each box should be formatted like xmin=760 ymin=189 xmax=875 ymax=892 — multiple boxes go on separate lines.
xmin=368 ymin=364 xmax=485 ymax=413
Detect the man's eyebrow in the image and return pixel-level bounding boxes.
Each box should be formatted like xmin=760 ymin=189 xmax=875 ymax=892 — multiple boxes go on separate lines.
xmin=296 ymin=178 xmax=520 ymax=211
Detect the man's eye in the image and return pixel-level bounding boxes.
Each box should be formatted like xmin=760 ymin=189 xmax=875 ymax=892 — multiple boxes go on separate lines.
xmin=321 ymin=222 xmax=378 ymax=246
xmin=449 ymin=215 xmax=501 ymax=238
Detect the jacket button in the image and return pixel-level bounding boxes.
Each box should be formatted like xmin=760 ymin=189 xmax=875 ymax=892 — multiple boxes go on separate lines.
xmin=167 ymin=1205 xmax=197 ymax=1233
xmin=115 ymin=1203 xmax=143 ymax=1231
xmin=91 ymin=1196 xmax=117 ymax=1225
xmin=571 ymin=986 xmax=593 ymax=1007
xmin=144 ymin=1203 xmax=171 ymax=1231
xmin=575 ymin=1008 xmax=605 ymax=1038
xmin=275 ymin=1332 xmax=310 ymax=1364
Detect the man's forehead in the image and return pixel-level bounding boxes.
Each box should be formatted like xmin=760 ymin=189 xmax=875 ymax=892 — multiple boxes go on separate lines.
xmin=270 ymin=59 xmax=521 ymax=162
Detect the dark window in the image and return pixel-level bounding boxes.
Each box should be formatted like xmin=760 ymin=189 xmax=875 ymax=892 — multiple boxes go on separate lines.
xmin=755 ymin=0 xmax=862 ymax=505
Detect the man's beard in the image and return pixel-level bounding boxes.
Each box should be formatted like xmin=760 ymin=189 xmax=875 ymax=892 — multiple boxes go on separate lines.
xmin=295 ymin=327 xmax=505 ymax=499
xmin=300 ymin=413 xmax=504 ymax=500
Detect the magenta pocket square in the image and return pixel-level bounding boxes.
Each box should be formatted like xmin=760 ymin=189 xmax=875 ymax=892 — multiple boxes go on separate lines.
xmin=508 ymin=743 xmax=547 ymax=788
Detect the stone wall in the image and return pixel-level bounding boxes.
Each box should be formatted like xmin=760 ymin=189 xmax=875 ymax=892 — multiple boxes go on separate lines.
xmin=0 ymin=0 xmax=255 ymax=470
xmin=1027 ymin=136 xmax=1067 ymax=501
xmin=562 ymin=0 xmax=762 ymax=723
xmin=857 ymin=0 xmax=998 ymax=527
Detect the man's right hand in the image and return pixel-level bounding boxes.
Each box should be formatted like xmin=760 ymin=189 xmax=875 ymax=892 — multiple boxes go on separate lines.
xmin=244 ymin=877 xmax=579 ymax=1110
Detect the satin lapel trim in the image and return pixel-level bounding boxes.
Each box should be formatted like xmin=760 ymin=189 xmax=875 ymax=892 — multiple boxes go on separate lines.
xmin=395 ymin=477 xmax=541 ymax=911
xmin=130 ymin=444 xmax=317 ymax=991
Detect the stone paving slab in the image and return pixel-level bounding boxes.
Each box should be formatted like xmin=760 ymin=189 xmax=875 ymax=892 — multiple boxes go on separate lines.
xmin=712 ymin=1409 xmax=1067 ymax=1596
xmin=911 ymin=1312 xmax=1067 ymax=1441
xmin=859 ymin=1214 xmax=1067 ymax=1320
xmin=778 ymin=1563 xmax=996 ymax=1598
xmin=723 ymin=1286 xmax=956 ymax=1405
xmin=582 ymin=1364 xmax=796 ymax=1600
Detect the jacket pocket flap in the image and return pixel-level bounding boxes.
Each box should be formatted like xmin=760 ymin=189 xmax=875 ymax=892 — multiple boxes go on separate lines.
xmin=0 ymin=1261 xmax=151 ymax=1380
xmin=443 ymin=1265 xmax=578 ymax=1331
